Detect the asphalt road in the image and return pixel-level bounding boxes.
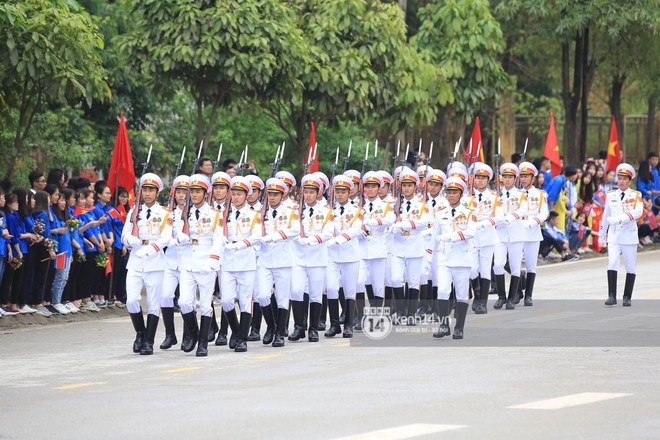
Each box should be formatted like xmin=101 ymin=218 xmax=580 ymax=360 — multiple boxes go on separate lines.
xmin=1 ymin=250 xmax=659 ymax=440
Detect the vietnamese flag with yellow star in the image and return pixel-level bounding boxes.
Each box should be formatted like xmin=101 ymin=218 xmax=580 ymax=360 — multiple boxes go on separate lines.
xmin=543 ymin=112 xmax=562 ymax=177
xmin=606 ymin=116 xmax=621 ymax=173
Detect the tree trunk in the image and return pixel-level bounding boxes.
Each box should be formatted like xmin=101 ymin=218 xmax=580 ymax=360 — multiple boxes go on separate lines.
xmin=497 ymin=91 xmax=515 ymax=164
xmin=561 ymin=36 xmax=583 ymax=165
xmin=609 ymin=73 xmax=626 ymax=152
xmin=647 ymin=95 xmax=657 ymax=155
xmin=578 ymin=26 xmax=590 ymax=161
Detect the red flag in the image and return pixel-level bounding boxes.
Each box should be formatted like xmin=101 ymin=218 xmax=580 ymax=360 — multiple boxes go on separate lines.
xmin=606 ymin=116 xmax=621 ymax=173
xmin=306 ymin=122 xmax=319 ymax=173
xmin=105 ymin=253 xmax=113 ymax=276
xmin=106 ymin=206 xmax=122 ymax=220
xmin=54 ymin=252 xmax=67 ymax=270
xmin=471 ymin=116 xmax=484 ymax=163
xmin=107 ymin=113 xmax=136 ymax=208
xmin=72 ymin=206 xmax=90 ymax=217
xmin=544 ymin=112 xmax=562 ymax=178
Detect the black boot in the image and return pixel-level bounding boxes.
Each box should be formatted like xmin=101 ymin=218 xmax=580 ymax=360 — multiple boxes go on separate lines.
xmin=208 ymin=306 xmax=218 ymax=341
xmin=159 ymin=307 xmax=178 ymax=349
xmin=453 ymin=302 xmax=468 ymax=339
xmin=261 ymin=304 xmax=276 ymax=345
xmin=470 ymin=278 xmax=481 ymax=313
xmin=371 ymin=296 xmax=384 ymax=309
xmin=524 ymin=272 xmax=536 ymax=306
xmin=605 ymin=270 xmax=618 ymax=306
xmin=181 ymin=312 xmax=199 ymax=353
xmin=129 ymin=312 xmax=146 ymax=353
xmin=433 ymin=300 xmax=451 ymax=338
xmin=477 ymin=278 xmax=490 ymax=314
xmin=384 ymin=286 xmax=393 ymax=316
xmin=224 ymin=309 xmax=240 ymax=349
xmin=302 ymin=292 xmax=310 ymax=329
xmin=318 ymin=294 xmax=328 ymax=331
xmin=215 ymin=311 xmax=228 ymax=345
xmin=622 ymin=273 xmax=636 ymax=307
xmin=308 ymin=302 xmax=322 ymax=342
xmin=338 ymin=288 xmax=346 ymax=324
xmin=493 ymin=274 xmax=506 ymax=309
xmin=140 ymin=314 xmax=159 ymax=355
xmin=418 ymin=282 xmax=429 ymax=316
xmin=196 ymin=316 xmax=211 ymax=356
xmin=392 ymin=287 xmax=405 ymax=325
xmin=406 ymin=288 xmax=419 ymax=326
xmin=430 ymin=286 xmax=439 ymax=322
xmin=234 ymin=312 xmax=251 ymax=352
xmin=343 ymin=299 xmax=354 ymax=338
xmin=288 ymin=300 xmax=306 ymax=341
xmin=506 ymin=276 xmax=520 ymax=310
xmin=324 ymin=299 xmax=342 ymax=337
xmin=180 ymin=313 xmax=190 ymax=351
xmin=248 ymin=306 xmax=262 ymax=341
xmin=272 ymin=308 xmax=287 ymax=347
xmin=354 ymin=292 xmax=365 ymax=331
xmin=517 ymin=269 xmax=526 ymax=304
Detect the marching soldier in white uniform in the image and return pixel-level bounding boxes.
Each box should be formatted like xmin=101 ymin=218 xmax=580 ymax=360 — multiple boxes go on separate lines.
xmin=290 ymin=175 xmax=334 ymax=342
xmin=359 ymin=171 xmax=395 ymax=312
xmin=160 ymin=175 xmax=189 ymax=350
xmin=175 ymin=174 xmax=225 ymax=356
xmin=518 ymin=162 xmax=548 ymax=306
xmin=122 ymin=173 xmax=173 ymax=355
xmin=257 ymin=178 xmax=300 ymax=347
xmin=493 ymin=163 xmax=528 ymax=310
xmin=598 ymin=163 xmax=644 ymax=306
xmin=422 ymin=169 xmax=447 ymax=317
xmin=210 ymin=171 xmax=231 ymax=343
xmin=245 ymin=175 xmax=265 ymax=342
xmin=344 ymin=170 xmax=362 ymax=206
xmin=469 ymin=163 xmax=501 ymax=314
xmin=274 ymin=171 xmax=297 ymax=210
xmin=222 ymin=176 xmax=262 ymax=352
xmin=325 ymin=175 xmax=363 ymax=338
xmin=389 ymin=168 xmax=430 ymax=323
xmin=424 ymin=177 xmax=477 ymax=339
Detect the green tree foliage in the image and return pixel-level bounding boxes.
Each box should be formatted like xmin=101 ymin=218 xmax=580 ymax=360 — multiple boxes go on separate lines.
xmin=412 ymin=0 xmax=507 ymax=122
xmin=0 ymin=0 xmax=109 ymax=181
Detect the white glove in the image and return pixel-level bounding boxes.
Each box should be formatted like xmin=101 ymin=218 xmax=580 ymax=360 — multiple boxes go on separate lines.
xmin=525 ymin=219 xmax=536 ymax=229
xmin=136 ymin=245 xmax=157 ymax=258
xmin=177 ymin=233 xmax=190 ymax=245
xmin=606 ymin=216 xmax=620 ymax=225
xmin=307 ymin=237 xmax=322 ymax=247
xmin=598 ymin=235 xmax=607 ymax=248
xmin=439 ymin=233 xmax=452 ymax=242
xmin=504 ymin=216 xmax=513 ymax=225
xmin=261 ymin=234 xmax=274 ymax=244
xmin=334 ymin=234 xmax=349 ymax=246
xmin=269 ymin=232 xmax=285 ymax=243
xmin=125 ymin=235 xmax=140 ymax=247
xmin=225 ymin=243 xmax=237 ymax=251
xmin=421 ymin=257 xmax=432 ymax=278
xmin=363 ymin=218 xmax=378 ymax=227
xmin=202 ymin=258 xmax=220 ymax=272
xmin=389 ymin=225 xmax=402 ymax=235
xmin=218 ymin=235 xmax=229 ymax=245
xmin=168 ymin=237 xmax=177 ymax=248
xmin=422 ymin=228 xmax=433 ymax=237
xmin=475 ymin=222 xmax=486 ymax=231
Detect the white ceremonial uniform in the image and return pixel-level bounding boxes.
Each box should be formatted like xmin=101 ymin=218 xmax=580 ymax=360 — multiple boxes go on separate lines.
xmin=520 ymin=186 xmax=548 ymax=274
xmin=256 ymin=203 xmax=300 ymax=309
xmin=122 ymin=203 xmax=173 ymax=315
xmin=599 ymin=188 xmax=643 ymax=273
xmin=221 ymin=204 xmax=262 ymax=313
xmin=292 ymin=203 xmax=334 ymax=304
xmin=426 ymin=204 xmax=477 ymax=302
xmin=422 ymin=193 xmax=447 ymax=286
xmin=493 ymin=188 xmax=528 ymax=277
xmin=326 ymin=202 xmax=363 ymax=300
xmin=360 ymin=197 xmax=395 ymax=298
xmin=176 ymin=204 xmax=225 ymax=317
xmin=470 ymin=189 xmax=501 ymax=280
xmin=161 ymin=206 xmax=184 ymax=308
xmin=390 ymin=196 xmax=430 ymax=288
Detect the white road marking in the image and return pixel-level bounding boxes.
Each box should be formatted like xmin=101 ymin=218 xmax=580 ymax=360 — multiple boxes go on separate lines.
xmin=331 ymin=423 xmax=466 ymax=440
xmin=508 ymin=392 xmax=632 ymax=410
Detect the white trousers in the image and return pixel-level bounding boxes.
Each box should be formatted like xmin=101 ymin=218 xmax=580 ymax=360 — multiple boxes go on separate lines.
xmin=522 ymin=241 xmax=540 ymax=273
xmin=437 ymin=265 xmax=470 ymax=303
xmin=256 ymin=265 xmax=291 ymax=310
xmin=357 ymin=260 xmax=368 ymax=293
xmin=126 ymin=269 xmax=163 ymax=315
xmin=390 ymin=255 xmax=423 ymax=288
xmin=161 ymin=268 xmax=180 ymax=308
xmin=493 ymin=241 xmax=523 ymax=276
xmin=179 ymin=270 xmax=216 ymax=317
xmin=608 ymin=243 xmax=637 ymax=273
xmin=326 ymin=260 xmax=359 ymax=300
xmin=221 ymin=270 xmax=255 ymax=313
xmin=291 ymin=265 xmax=326 ymax=303
xmin=363 ymin=258 xmax=386 ymax=298
xmin=470 ymin=245 xmax=494 ymax=280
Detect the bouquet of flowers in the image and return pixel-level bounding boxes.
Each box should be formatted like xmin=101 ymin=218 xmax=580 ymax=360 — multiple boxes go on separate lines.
xmin=9 ymin=255 xmax=23 ymax=270
xmin=76 ymin=253 xmax=87 ymax=263
xmin=43 ymin=237 xmax=58 ymax=253
xmin=33 ymin=218 xmax=45 ymax=235
xmin=67 ymin=218 xmax=81 ymax=232
xmin=95 ymin=252 xmax=108 ymax=268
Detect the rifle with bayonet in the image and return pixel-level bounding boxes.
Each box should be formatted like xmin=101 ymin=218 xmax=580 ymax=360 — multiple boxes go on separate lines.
xmin=182 ymin=140 xmax=203 ymax=235
xmin=168 ymin=145 xmax=186 ymax=211
xmin=130 ymin=144 xmax=153 ymax=238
